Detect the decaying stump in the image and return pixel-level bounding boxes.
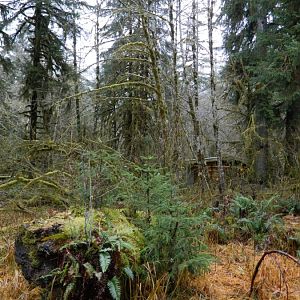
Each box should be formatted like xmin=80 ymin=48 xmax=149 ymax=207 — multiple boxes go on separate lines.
xmin=15 ymin=210 xmax=142 ymax=299
xmin=15 ymin=222 xmax=62 ymax=285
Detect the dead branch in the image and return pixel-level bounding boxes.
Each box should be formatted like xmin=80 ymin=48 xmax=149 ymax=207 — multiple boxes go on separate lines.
xmin=249 ymin=250 xmax=300 ymax=298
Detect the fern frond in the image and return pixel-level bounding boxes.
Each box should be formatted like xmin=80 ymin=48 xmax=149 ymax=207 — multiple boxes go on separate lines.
xmin=123 ymin=266 xmax=134 ymax=280
xmin=83 ymin=262 xmax=95 ymax=277
xmin=107 ymin=276 xmax=121 ymax=300
xmin=63 ymin=282 xmax=75 ymax=300
xmin=99 ymin=252 xmax=111 ymax=273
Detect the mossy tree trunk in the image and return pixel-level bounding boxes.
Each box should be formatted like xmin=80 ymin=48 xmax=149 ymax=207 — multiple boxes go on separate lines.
xmin=286 ymin=96 xmax=300 ymax=174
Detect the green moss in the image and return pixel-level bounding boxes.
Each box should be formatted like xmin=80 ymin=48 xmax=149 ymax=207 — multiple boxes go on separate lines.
xmin=102 ymin=208 xmax=144 ymax=261
xmin=16 ymin=207 xmax=144 ymax=288
xmin=42 ymin=232 xmax=69 ymax=242
xmin=120 ymin=252 xmax=130 ymax=266
xmin=26 ymin=193 xmax=68 ymax=208
xmin=19 ymin=228 xmax=40 ymax=268
xmin=37 ymin=216 xmax=89 ymax=243
xmin=28 ymin=249 xmax=40 ymax=268
xmin=21 ymin=227 xmax=37 ymax=246
xmin=64 ymin=216 xmax=86 ymax=239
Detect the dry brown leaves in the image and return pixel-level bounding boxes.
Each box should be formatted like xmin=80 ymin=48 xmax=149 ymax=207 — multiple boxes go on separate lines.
xmin=190 ymin=243 xmax=300 ymax=300
xmin=0 ymin=209 xmax=45 ymax=300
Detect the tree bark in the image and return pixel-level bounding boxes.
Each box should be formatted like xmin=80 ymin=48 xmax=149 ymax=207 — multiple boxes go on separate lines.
xmin=286 ymin=97 xmax=300 ymax=172
xmin=29 ymin=3 xmax=43 ymax=141
xmin=208 ymin=0 xmax=225 ymax=199
xmin=253 ymin=14 xmax=269 ymax=184
xmin=93 ymin=0 xmax=101 ymax=136
xmin=169 ymin=0 xmax=181 ymax=163
xmin=254 ymin=104 xmax=268 ymax=183
xmin=73 ymin=5 xmax=81 ymax=140
xmin=141 ymin=13 xmax=168 ymax=165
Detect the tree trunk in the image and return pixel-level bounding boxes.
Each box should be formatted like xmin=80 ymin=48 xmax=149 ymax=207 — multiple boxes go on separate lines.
xmin=253 ymin=14 xmax=268 ymax=184
xmin=179 ymin=5 xmax=199 ymax=157
xmin=73 ymin=6 xmax=81 ymax=140
xmin=191 ymin=0 xmax=207 ymax=160
xmin=30 ymin=91 xmax=38 ymax=140
xmin=93 ymin=0 xmax=101 ymax=136
xmin=286 ymin=98 xmax=300 ymax=173
xmin=254 ymin=103 xmax=268 ymax=184
xmin=29 ymin=3 xmax=43 ymax=141
xmin=191 ymin=0 xmax=201 ymax=157
xmin=169 ymin=0 xmax=181 ymax=163
xmin=141 ymin=13 xmax=168 ymax=165
xmin=15 ymin=210 xmax=141 ymax=299
xmin=208 ymin=0 xmax=225 ymax=200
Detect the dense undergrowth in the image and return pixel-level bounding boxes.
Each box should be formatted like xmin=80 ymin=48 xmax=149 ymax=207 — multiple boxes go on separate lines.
xmin=0 ymin=140 xmax=299 ymax=299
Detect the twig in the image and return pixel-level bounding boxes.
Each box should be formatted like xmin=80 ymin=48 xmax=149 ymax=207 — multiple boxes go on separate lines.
xmin=15 ymin=203 xmax=34 ymax=214
xmin=271 ymin=254 xmax=289 ymax=299
xmin=249 ymin=250 xmax=300 ymax=298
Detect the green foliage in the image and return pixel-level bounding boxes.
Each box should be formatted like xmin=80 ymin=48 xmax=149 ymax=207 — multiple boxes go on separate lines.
xmin=229 ymin=195 xmax=257 ymax=218
xmin=107 ymin=276 xmax=121 ymax=300
xmin=33 ymin=207 xmax=141 ymax=299
xmin=276 ymin=197 xmax=300 ymax=215
xmin=123 ymin=266 xmax=134 ymax=280
xmin=222 ymin=0 xmax=300 ymax=175
xmin=48 ymin=231 xmax=135 ymax=299
xmin=76 ymin=149 xmax=212 ymax=283
xmin=63 ymin=282 xmax=75 ymax=300
xmin=99 ymin=252 xmax=111 ymax=273
xmin=142 ymin=201 xmax=212 ymax=277
xmin=1 ymin=0 xmax=77 ymax=139
xmin=229 ymin=195 xmax=283 ymax=245
xmin=0 ymin=140 xmax=78 ymax=207
xmin=83 ymin=262 xmax=96 ymax=277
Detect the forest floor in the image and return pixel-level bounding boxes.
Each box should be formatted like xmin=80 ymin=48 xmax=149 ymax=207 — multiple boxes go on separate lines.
xmin=0 ymin=208 xmax=299 ymax=300
xmin=0 ymin=207 xmax=52 ymax=300
xmin=190 ymin=240 xmax=300 ymax=299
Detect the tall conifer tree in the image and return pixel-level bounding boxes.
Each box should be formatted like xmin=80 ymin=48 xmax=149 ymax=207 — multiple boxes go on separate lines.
xmin=221 ymin=0 xmax=300 ymax=180
xmin=5 ymin=0 xmax=74 ymax=140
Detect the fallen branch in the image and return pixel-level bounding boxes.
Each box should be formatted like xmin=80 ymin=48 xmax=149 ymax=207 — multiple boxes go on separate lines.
xmin=249 ymin=250 xmax=300 ymax=298
xmin=0 ymin=171 xmax=71 ymax=196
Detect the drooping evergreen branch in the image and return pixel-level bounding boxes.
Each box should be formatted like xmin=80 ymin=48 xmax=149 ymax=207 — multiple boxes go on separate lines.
xmin=63 ymin=81 xmax=158 ymax=101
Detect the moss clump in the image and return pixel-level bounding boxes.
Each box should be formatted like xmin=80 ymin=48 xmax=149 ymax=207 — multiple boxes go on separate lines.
xmin=41 ymin=232 xmax=68 ymax=242
xmin=101 ymin=208 xmax=144 ymax=261
xmin=28 ymin=250 xmax=40 ymax=268
xmin=20 ymin=228 xmax=40 ymax=268
xmin=63 ymin=216 xmax=86 ymax=239
xmin=21 ymin=228 xmax=37 ymax=246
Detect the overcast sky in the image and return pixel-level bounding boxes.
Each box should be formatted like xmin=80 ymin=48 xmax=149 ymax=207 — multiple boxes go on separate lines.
xmin=77 ymin=0 xmax=225 ymax=77
xmin=0 ymin=0 xmax=224 ymax=77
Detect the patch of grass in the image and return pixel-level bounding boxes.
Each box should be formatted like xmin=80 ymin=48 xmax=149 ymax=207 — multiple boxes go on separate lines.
xmin=0 ymin=212 xmax=39 ymax=299
xmin=0 ymin=206 xmax=60 ymax=299
xmin=0 ymin=239 xmax=41 ymax=300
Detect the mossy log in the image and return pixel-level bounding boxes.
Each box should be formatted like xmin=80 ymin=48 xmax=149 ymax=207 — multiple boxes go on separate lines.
xmin=15 ymin=209 xmax=143 ymax=299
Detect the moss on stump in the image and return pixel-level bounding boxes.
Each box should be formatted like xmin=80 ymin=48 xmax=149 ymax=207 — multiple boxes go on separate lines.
xmin=15 ymin=209 xmax=143 ymax=299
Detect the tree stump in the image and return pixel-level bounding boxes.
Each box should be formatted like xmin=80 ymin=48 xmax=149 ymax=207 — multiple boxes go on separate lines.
xmin=15 ymin=210 xmax=142 ymax=299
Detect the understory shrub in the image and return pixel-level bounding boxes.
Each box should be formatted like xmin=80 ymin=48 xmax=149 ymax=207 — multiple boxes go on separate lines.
xmin=76 ymin=150 xmax=213 ymax=293
xmin=276 ymin=196 xmax=300 ymax=215
xmin=228 ymin=195 xmax=283 ymax=246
